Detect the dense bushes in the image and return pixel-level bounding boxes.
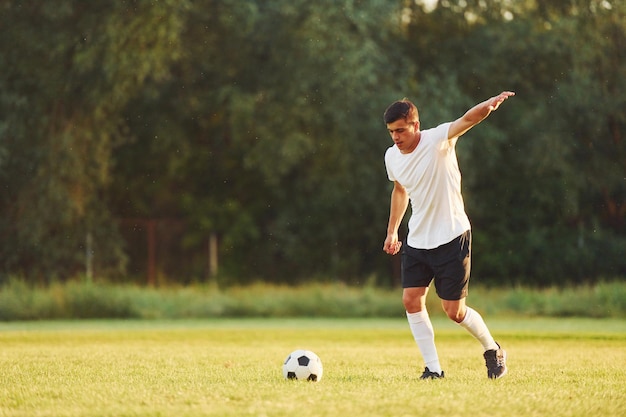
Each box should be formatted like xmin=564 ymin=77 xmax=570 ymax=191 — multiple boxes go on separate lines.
xmin=0 ymin=280 xmax=624 ymax=321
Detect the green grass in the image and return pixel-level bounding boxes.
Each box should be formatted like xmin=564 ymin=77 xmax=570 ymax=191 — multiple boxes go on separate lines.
xmin=1 ymin=318 xmax=625 ymax=416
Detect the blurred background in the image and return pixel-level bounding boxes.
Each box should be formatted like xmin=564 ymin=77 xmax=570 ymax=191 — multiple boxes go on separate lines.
xmin=1 ymin=0 xmax=624 ymax=288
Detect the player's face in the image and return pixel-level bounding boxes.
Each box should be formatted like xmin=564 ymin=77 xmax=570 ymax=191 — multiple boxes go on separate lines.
xmin=387 ymin=119 xmax=419 ymax=154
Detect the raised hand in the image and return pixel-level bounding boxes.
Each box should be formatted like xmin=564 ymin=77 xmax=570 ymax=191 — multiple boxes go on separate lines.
xmin=488 ymin=91 xmax=515 ymax=111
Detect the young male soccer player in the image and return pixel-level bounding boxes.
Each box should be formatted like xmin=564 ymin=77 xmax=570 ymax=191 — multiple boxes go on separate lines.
xmin=382 ymin=91 xmax=514 ymax=379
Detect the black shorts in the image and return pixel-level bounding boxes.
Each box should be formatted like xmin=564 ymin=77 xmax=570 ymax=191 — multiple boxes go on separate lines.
xmin=401 ymin=230 xmax=471 ymax=301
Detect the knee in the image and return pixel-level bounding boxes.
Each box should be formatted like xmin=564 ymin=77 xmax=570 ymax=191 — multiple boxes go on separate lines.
xmin=443 ymin=306 xmax=466 ymax=323
xmin=403 ymin=294 xmax=425 ymax=313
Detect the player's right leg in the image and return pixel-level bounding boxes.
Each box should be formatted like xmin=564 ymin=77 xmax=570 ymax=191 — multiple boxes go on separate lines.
xmin=401 ymin=245 xmax=443 ymax=378
xmin=404 ymin=287 xmax=444 ymax=379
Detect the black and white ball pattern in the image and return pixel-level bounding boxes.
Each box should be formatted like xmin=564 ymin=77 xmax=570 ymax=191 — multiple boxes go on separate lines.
xmin=282 ymin=350 xmax=323 ymax=382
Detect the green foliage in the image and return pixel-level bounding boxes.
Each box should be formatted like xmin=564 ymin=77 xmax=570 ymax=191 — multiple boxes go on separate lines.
xmin=1 ymin=280 xmax=625 ymax=321
xmin=0 ymin=1 xmax=188 ymax=280
xmin=1 ymin=0 xmax=624 ymax=284
xmin=403 ymin=0 xmax=626 ymax=284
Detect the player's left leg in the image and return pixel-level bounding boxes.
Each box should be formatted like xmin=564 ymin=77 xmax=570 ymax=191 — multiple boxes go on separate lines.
xmin=434 ymin=231 xmax=507 ymax=379
xmin=442 ymin=298 xmax=498 ymax=350
xmin=442 ymin=299 xmax=507 ymax=379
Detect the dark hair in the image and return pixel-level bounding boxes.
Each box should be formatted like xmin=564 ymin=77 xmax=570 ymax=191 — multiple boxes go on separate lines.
xmin=383 ymin=99 xmax=419 ymax=124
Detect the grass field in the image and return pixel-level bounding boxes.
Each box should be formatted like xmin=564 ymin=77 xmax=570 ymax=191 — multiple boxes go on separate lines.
xmin=1 ymin=317 xmax=625 ymax=417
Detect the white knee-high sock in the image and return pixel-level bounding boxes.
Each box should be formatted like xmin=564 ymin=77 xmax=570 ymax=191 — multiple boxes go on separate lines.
xmin=458 ymin=307 xmax=499 ymax=351
xmin=406 ymin=310 xmax=442 ymax=373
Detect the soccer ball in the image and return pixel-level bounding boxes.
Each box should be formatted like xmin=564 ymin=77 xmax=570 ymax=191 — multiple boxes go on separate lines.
xmin=282 ymin=350 xmax=323 ymax=382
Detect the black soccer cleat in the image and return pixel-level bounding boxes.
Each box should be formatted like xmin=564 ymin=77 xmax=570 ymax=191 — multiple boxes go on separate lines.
xmin=483 ymin=343 xmax=507 ymax=379
xmin=420 ymin=367 xmax=444 ymax=379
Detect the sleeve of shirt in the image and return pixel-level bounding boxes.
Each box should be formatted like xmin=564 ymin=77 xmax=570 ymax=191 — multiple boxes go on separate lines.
xmin=436 ymin=122 xmax=457 ymax=149
xmin=384 ymin=148 xmax=395 ymax=182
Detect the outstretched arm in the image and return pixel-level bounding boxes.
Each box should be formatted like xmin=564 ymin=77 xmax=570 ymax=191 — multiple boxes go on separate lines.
xmin=448 ymin=91 xmax=515 ymax=140
xmin=383 ymin=181 xmax=409 ymax=255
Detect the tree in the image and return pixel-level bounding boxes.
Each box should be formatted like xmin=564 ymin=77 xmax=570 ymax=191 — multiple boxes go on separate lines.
xmin=2 ymin=0 xmax=623 ymax=286
xmin=108 ymin=0 xmax=410 ymax=283
xmin=0 ymin=0 xmax=189 ymax=282
xmin=399 ymin=0 xmax=626 ymax=284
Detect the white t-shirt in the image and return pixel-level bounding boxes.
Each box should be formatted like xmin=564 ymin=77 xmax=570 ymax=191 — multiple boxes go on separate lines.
xmin=385 ymin=122 xmax=471 ymax=249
